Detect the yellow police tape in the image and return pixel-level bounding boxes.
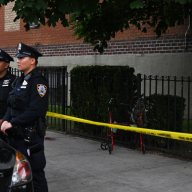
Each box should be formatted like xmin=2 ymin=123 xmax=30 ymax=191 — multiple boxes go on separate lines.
xmin=47 ymin=111 xmax=192 ymax=143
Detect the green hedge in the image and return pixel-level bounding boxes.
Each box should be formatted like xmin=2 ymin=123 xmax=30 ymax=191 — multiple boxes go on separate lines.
xmin=70 ymin=66 xmax=139 ymax=135
xmin=70 ymin=66 xmax=186 ymax=138
xmin=145 ymin=94 xmax=185 ymax=132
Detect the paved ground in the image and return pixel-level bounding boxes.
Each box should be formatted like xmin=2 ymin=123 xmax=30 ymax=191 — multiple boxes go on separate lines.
xmin=45 ymin=131 xmax=192 ymax=192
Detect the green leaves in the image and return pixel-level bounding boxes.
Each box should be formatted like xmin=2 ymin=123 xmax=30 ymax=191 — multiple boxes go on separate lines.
xmin=69 ymin=0 xmax=192 ymax=52
xmin=175 ymin=0 xmax=192 ymax=4
xmin=1 ymin=0 xmax=192 ymax=52
xmin=13 ymin=0 xmax=48 ymax=21
xmin=0 ymin=0 xmax=13 ymax=5
xmin=130 ymin=0 xmax=144 ymax=9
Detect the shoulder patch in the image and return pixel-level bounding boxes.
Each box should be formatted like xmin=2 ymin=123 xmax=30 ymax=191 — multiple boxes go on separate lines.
xmin=37 ymin=84 xmax=47 ymax=97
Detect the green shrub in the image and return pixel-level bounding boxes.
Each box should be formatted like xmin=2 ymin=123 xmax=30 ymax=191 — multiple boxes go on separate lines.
xmin=145 ymin=94 xmax=185 ymax=132
xmin=70 ymin=66 xmax=139 ymax=136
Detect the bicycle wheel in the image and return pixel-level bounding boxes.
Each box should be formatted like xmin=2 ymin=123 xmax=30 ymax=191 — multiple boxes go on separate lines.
xmin=108 ymin=143 xmax=113 ymax=154
xmin=100 ymin=142 xmax=108 ymax=150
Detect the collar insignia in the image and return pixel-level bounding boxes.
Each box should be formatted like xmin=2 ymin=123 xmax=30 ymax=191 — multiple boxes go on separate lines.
xmin=22 ymin=80 xmax=28 ymax=86
xmin=18 ymin=43 xmax=22 ymax=50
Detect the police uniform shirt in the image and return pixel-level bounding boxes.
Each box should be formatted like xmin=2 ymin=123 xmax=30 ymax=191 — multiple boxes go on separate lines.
xmin=3 ymin=68 xmax=48 ymax=127
xmin=0 ymin=72 xmax=16 ymax=118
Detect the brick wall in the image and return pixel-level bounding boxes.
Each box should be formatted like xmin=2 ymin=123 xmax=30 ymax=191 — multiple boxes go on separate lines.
xmin=4 ymin=2 xmax=19 ymax=31
xmin=0 ymin=3 xmax=192 ymax=56
xmin=3 ymin=36 xmax=191 ymax=58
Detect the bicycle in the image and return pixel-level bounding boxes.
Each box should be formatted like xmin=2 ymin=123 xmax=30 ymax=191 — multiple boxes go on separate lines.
xmin=100 ymin=95 xmax=147 ymax=154
xmin=100 ymin=98 xmax=116 ymax=154
xmin=130 ymin=95 xmax=146 ymax=154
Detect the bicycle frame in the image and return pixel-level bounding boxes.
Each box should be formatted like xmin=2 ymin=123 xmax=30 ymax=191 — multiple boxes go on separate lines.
xmin=101 ymin=96 xmax=146 ymax=154
xmin=100 ymin=98 xmax=115 ymax=154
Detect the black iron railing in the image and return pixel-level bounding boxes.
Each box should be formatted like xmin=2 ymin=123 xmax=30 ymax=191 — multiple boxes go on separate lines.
xmin=10 ymin=67 xmax=192 ymax=158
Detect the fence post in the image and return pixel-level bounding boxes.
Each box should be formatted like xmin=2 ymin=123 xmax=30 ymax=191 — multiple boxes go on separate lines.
xmin=137 ymin=73 xmax=142 ymax=97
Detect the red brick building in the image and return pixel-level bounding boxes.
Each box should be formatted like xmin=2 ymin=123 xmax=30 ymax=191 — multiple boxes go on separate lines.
xmin=0 ymin=2 xmax=192 ymax=76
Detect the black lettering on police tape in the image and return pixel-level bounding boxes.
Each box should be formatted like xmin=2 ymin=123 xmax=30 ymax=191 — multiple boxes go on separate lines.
xmin=47 ymin=112 xmax=192 ymax=143
xmin=158 ymin=133 xmax=171 ymax=138
xmin=179 ymin=137 xmax=192 ymax=141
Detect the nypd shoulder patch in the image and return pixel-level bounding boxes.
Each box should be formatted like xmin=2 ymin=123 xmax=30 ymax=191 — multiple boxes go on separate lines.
xmin=37 ymin=84 xmax=47 ymax=97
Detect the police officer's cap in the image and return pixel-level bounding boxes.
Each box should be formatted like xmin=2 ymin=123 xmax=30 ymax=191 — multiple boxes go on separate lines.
xmin=0 ymin=49 xmax=14 ymax=63
xmin=15 ymin=43 xmax=42 ymax=59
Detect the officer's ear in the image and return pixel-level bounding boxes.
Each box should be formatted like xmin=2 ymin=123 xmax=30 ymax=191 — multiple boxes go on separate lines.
xmin=30 ymin=57 xmax=36 ymax=65
xmin=33 ymin=58 xmax=38 ymax=65
xmin=4 ymin=62 xmax=9 ymax=69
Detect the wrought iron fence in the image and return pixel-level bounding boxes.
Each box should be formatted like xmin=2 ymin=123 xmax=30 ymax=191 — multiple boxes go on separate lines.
xmin=138 ymin=74 xmax=192 ymax=157
xmin=39 ymin=67 xmax=68 ymax=131
xmin=140 ymin=74 xmax=192 ymax=131
xmin=10 ymin=67 xmax=192 ymax=158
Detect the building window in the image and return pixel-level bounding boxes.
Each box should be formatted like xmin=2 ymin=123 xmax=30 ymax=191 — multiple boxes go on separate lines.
xmin=29 ymin=21 xmax=40 ymax=29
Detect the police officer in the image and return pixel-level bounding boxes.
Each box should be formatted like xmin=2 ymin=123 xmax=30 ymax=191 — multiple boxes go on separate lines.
xmin=0 ymin=43 xmax=49 ymax=192
xmin=0 ymin=49 xmax=15 ymax=127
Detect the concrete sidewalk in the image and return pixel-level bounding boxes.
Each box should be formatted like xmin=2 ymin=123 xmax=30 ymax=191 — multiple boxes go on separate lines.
xmin=45 ymin=131 xmax=192 ymax=192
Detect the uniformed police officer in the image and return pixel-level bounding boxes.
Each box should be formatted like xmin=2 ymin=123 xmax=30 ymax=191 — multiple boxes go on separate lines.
xmin=0 ymin=49 xmax=15 ymax=127
xmin=0 ymin=43 xmax=49 ymax=192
